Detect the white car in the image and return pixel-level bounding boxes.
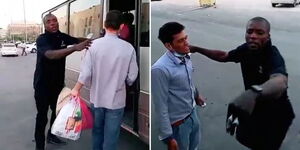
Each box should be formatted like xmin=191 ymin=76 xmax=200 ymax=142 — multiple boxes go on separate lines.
xmin=271 ymin=0 xmax=300 ymax=7
xmin=26 ymin=42 xmax=37 ymax=53
xmin=1 ymin=43 xmax=18 ymax=56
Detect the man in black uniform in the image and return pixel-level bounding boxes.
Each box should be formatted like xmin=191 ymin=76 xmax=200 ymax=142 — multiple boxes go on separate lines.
xmin=190 ymin=17 xmax=295 ymax=150
xmin=33 ymin=13 xmax=91 ymax=150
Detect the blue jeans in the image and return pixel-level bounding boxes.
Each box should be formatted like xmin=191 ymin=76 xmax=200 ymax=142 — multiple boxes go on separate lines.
xmin=172 ymin=108 xmax=200 ymax=150
xmin=91 ymin=105 xmax=124 ymax=150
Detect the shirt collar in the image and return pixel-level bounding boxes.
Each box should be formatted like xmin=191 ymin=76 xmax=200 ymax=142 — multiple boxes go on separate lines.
xmin=44 ymin=30 xmax=61 ymax=36
xmin=104 ymin=32 xmax=118 ymax=38
xmin=245 ymin=39 xmax=273 ymax=56
xmin=166 ymin=50 xmax=191 ymax=65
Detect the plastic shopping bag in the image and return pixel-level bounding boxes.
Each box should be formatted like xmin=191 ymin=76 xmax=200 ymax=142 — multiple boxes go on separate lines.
xmin=51 ymin=97 xmax=82 ymax=140
xmin=56 ymin=87 xmax=72 ymax=115
xmin=78 ymin=97 xmax=93 ymax=130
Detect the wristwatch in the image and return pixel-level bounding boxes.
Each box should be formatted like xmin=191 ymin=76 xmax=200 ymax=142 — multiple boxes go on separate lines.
xmin=250 ymin=85 xmax=263 ymax=94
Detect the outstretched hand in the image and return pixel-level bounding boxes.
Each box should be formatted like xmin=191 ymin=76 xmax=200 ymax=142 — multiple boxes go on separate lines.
xmin=74 ymin=39 xmax=92 ymax=51
xmin=231 ymin=89 xmax=260 ymax=115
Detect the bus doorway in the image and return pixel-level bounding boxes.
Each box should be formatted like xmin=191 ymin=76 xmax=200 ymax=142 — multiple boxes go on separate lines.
xmin=109 ymin=0 xmax=140 ymax=138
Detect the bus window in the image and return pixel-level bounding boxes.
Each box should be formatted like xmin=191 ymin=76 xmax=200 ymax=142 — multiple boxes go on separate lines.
xmin=69 ymin=0 xmax=102 ymax=38
xmin=67 ymin=0 xmax=102 ymax=72
xmin=140 ymin=1 xmax=149 ymax=47
xmin=51 ymin=5 xmax=68 ymax=33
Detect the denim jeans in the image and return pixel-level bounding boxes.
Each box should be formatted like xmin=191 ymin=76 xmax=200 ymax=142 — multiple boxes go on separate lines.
xmin=91 ymin=105 xmax=124 ymax=150
xmin=172 ymin=108 xmax=200 ymax=150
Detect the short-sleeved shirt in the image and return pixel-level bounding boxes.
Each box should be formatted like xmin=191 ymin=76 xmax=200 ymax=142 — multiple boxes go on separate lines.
xmin=226 ymin=41 xmax=295 ymax=140
xmin=33 ymin=30 xmax=78 ymax=95
xmin=226 ymin=41 xmax=288 ymax=90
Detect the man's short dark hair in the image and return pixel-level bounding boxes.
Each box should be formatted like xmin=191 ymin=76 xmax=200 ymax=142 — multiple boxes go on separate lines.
xmin=123 ymin=12 xmax=134 ymax=24
xmin=248 ymin=17 xmax=271 ymax=32
xmin=105 ymin=10 xmax=123 ymax=30
xmin=158 ymin=22 xmax=185 ymax=44
xmin=43 ymin=13 xmax=56 ymax=25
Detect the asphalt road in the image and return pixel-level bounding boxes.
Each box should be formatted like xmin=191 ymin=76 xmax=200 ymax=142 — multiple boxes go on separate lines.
xmin=151 ymin=1 xmax=300 ymax=150
xmin=0 ymin=51 xmax=148 ymax=150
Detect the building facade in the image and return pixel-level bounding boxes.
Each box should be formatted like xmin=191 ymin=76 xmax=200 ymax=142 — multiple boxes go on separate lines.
xmin=7 ymin=22 xmax=41 ymax=42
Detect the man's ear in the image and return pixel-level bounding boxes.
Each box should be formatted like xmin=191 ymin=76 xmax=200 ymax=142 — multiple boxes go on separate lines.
xmin=164 ymin=43 xmax=173 ymax=51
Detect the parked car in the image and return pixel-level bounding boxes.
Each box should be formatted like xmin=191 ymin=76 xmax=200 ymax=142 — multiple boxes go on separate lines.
xmin=26 ymin=42 xmax=37 ymax=53
xmin=1 ymin=43 xmax=18 ymax=56
xmin=271 ymin=0 xmax=300 ymax=7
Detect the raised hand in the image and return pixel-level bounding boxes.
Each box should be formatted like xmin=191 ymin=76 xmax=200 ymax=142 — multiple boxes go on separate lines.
xmin=74 ymin=39 xmax=92 ymax=51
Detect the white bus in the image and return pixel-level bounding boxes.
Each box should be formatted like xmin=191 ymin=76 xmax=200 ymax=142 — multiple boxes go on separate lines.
xmin=41 ymin=0 xmax=149 ymax=144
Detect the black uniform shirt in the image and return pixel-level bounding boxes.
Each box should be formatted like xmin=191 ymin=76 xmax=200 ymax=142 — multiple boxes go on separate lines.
xmin=33 ymin=30 xmax=78 ymax=95
xmin=226 ymin=40 xmax=294 ymax=119
xmin=227 ymin=41 xmax=287 ymax=90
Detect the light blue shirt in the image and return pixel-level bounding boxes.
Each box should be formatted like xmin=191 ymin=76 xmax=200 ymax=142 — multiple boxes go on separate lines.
xmin=78 ymin=32 xmax=138 ymax=109
xmin=152 ymin=50 xmax=196 ymax=140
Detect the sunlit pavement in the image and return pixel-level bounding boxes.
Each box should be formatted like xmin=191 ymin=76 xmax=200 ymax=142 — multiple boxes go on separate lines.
xmin=0 ymin=54 xmax=148 ymax=150
xmin=151 ymin=1 xmax=300 ymax=149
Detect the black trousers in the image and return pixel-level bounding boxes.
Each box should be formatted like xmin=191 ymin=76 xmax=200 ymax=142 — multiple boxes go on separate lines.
xmin=34 ymin=89 xmax=60 ymax=148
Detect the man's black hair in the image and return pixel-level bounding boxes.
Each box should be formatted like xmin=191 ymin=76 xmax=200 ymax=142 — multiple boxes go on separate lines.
xmin=123 ymin=12 xmax=134 ymax=24
xmin=158 ymin=22 xmax=185 ymax=44
xmin=43 ymin=13 xmax=56 ymax=25
xmin=105 ymin=10 xmax=123 ymax=30
xmin=248 ymin=17 xmax=271 ymax=32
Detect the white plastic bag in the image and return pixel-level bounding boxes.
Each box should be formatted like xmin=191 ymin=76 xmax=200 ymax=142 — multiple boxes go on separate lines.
xmin=56 ymin=87 xmax=72 ymax=115
xmin=51 ymin=97 xmax=82 ymax=140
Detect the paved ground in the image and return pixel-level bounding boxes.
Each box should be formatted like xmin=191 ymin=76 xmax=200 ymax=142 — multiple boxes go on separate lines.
xmin=0 ymin=50 xmax=148 ymax=150
xmin=151 ymin=1 xmax=300 ymax=150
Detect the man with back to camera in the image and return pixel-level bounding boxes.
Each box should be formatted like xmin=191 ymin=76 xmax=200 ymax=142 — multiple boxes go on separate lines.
xmin=190 ymin=17 xmax=295 ymax=150
xmin=33 ymin=13 xmax=91 ymax=150
xmin=152 ymin=22 xmax=206 ymax=150
xmin=71 ymin=10 xmax=138 ymax=150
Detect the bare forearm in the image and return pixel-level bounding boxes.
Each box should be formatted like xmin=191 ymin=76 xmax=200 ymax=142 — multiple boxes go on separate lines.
xmin=261 ymin=74 xmax=288 ymax=99
xmin=73 ymin=82 xmax=84 ymax=91
xmin=77 ymin=37 xmax=87 ymax=42
xmin=190 ymin=45 xmax=228 ymax=62
xmin=45 ymin=46 xmax=76 ymax=59
xmin=45 ymin=39 xmax=91 ymax=59
xmin=71 ymin=81 xmax=84 ymax=96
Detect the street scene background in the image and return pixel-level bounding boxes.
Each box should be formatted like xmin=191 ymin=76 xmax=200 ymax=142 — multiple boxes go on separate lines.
xmin=0 ymin=50 xmax=148 ymax=150
xmin=0 ymin=0 xmax=65 ymax=43
xmin=151 ymin=0 xmax=300 ymax=149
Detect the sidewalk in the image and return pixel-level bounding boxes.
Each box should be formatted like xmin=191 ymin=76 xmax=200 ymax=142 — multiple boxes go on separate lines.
xmin=45 ymin=128 xmax=146 ymax=150
xmin=0 ymin=54 xmax=148 ymax=150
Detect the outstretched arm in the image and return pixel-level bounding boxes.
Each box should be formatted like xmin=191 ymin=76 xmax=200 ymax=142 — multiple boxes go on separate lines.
xmin=77 ymin=37 xmax=88 ymax=42
xmin=45 ymin=40 xmax=91 ymax=59
xmin=189 ymin=45 xmax=228 ymax=62
xmin=231 ymin=73 xmax=288 ymax=115
xmin=260 ymin=73 xmax=287 ymax=99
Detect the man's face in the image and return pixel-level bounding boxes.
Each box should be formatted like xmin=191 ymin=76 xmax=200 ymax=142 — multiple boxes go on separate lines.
xmin=245 ymin=21 xmax=270 ymax=51
xmin=44 ymin=15 xmax=59 ymax=33
xmin=168 ymin=30 xmax=190 ymax=54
